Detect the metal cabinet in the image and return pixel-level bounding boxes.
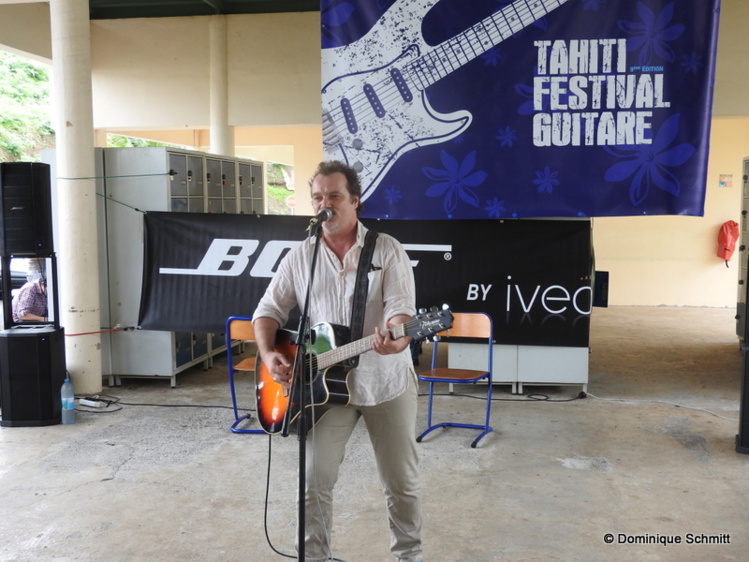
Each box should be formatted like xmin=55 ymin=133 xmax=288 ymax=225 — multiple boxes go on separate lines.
xmin=447 ymin=343 xmax=588 ymax=395
xmin=44 ymin=147 xmax=264 ymax=386
xmin=239 ymin=161 xmax=264 ymax=214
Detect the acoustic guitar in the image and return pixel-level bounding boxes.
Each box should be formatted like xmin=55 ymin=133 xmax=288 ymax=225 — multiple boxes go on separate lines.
xmin=256 ymin=307 xmax=453 ymax=434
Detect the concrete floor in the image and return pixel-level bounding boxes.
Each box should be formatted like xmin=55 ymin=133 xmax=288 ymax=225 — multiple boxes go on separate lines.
xmin=1 ymin=306 xmax=748 ymax=561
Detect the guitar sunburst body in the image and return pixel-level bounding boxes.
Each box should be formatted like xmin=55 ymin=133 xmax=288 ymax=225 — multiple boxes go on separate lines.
xmin=256 ymin=323 xmax=353 ymax=435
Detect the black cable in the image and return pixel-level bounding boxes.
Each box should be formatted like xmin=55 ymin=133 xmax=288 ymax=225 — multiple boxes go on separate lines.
xmin=262 ymin=435 xmax=298 ymax=560
xmin=73 ymin=394 xmax=122 ymax=413
xmin=74 ymin=404 xmax=123 ymax=413
xmin=417 ymin=391 xmax=587 ymax=403
xmin=72 ymin=394 xmax=261 ymax=414
xmin=82 ymin=393 xmax=262 ymax=410
xmin=116 ymin=402 xmax=237 ymax=409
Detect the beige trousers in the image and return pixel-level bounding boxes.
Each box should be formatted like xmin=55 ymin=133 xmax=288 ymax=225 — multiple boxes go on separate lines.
xmin=302 ymin=377 xmax=422 ymax=562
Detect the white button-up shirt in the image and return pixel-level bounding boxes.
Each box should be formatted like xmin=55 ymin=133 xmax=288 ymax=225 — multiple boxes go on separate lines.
xmin=253 ymin=221 xmax=417 ymax=406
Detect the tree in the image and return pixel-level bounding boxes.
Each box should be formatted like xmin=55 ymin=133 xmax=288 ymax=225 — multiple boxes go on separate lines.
xmin=0 ymin=51 xmax=55 ymax=162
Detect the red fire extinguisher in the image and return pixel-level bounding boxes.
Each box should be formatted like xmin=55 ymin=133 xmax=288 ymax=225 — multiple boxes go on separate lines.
xmin=718 ymin=220 xmax=739 ymax=267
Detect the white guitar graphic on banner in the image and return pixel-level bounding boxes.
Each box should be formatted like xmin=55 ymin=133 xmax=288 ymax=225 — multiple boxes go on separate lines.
xmin=321 ymin=0 xmax=569 ymax=202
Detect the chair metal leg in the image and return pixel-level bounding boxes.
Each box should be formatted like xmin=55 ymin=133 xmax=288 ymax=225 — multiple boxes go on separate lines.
xmin=470 ymin=426 xmax=493 ymax=448
xmin=416 ymin=379 xmax=494 ymax=447
xmin=416 ymin=381 xmax=438 ymax=443
xmin=228 ymin=362 xmax=264 ymax=434
xmin=231 ymin=414 xmax=265 ymax=434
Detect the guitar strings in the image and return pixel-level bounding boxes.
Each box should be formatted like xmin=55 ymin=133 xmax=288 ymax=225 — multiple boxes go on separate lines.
xmin=306 ymin=315 xmax=448 ymax=370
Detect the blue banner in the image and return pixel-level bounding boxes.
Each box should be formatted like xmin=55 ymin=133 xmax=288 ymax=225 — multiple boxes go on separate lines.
xmin=321 ymin=0 xmax=720 ymax=219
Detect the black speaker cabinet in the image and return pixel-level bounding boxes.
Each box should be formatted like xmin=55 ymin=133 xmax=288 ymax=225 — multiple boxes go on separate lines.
xmin=0 ymin=162 xmax=54 ymax=257
xmin=0 ymin=325 xmax=66 ymax=427
xmin=738 ymin=346 xmax=749 ymax=454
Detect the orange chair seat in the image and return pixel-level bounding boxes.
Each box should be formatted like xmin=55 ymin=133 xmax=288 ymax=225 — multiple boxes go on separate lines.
xmin=235 ymin=357 xmax=256 ymax=371
xmin=419 ymin=367 xmax=488 ymax=382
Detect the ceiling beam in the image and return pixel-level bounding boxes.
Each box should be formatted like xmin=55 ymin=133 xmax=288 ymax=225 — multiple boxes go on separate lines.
xmin=88 ymin=0 xmax=319 ymax=20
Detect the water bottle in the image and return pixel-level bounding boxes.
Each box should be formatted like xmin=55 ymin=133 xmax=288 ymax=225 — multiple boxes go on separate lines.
xmin=61 ymin=378 xmax=75 ymax=425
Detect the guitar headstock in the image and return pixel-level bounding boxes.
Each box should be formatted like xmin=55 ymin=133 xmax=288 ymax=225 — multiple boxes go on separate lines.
xmin=406 ymin=305 xmax=454 ymax=341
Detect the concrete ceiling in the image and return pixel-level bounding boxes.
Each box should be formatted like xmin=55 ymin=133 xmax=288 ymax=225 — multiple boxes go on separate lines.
xmin=88 ymin=0 xmax=319 ymax=19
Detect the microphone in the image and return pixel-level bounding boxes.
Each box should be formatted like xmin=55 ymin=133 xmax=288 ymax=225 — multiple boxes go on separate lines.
xmin=309 ymin=207 xmax=333 ymax=226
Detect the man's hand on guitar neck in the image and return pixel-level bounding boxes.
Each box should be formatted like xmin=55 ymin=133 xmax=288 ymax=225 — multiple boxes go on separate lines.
xmin=371 ymin=314 xmax=412 ymax=356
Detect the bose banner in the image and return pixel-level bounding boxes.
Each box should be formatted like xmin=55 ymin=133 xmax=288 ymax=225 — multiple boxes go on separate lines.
xmin=320 ymin=0 xmax=720 ymax=219
xmin=139 ymin=213 xmax=592 ymax=347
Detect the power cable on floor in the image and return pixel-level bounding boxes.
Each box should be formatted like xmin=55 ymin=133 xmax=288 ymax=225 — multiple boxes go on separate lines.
xmin=261 ymin=434 xmax=299 ymax=560
xmin=585 ymin=392 xmax=739 ymax=422
xmin=72 ymin=394 xmax=244 ymax=414
xmin=421 ymin=390 xmax=740 ymax=420
xmin=417 ymin=391 xmax=587 ymax=403
xmin=73 ymin=394 xmax=122 ymax=413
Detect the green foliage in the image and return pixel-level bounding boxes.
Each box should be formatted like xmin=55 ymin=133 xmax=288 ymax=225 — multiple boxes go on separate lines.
xmin=266 ymin=185 xmax=293 ymax=215
xmin=267 ymin=162 xmax=286 ymax=186
xmin=106 ymin=134 xmax=175 ymax=148
xmin=0 ymin=51 xmax=54 ymax=162
xmin=265 ymin=162 xmax=294 ymax=215
xmin=267 ymin=184 xmax=289 ymax=203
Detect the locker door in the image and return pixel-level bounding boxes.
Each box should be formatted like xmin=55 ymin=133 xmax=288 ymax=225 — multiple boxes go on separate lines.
xmin=221 ymin=160 xmax=237 ymax=200
xmin=187 ymin=156 xmax=204 ymax=196
xmin=169 ymin=153 xmax=188 ymax=197
xmin=206 ymin=158 xmax=222 ymax=198
xmin=251 ymin=163 xmax=264 ymax=214
xmin=238 ymin=162 xmax=253 ymax=214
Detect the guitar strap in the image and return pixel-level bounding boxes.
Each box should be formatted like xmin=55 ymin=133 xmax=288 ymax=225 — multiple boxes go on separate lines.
xmin=348 ymin=229 xmax=379 ymax=367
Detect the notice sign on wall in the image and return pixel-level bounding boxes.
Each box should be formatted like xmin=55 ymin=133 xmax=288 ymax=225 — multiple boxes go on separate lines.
xmin=719 ymin=174 xmax=733 ymax=188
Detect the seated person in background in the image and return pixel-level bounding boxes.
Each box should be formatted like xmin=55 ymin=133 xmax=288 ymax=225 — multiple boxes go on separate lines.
xmin=11 ymin=275 xmax=48 ymax=322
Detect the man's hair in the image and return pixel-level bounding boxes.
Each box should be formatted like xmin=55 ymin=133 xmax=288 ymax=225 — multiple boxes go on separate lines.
xmin=309 ymin=160 xmax=363 ymax=215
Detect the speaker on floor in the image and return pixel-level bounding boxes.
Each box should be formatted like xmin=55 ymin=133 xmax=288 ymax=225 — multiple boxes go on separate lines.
xmin=0 ymin=325 xmax=66 ymax=427
xmin=0 ymin=162 xmax=54 ymax=257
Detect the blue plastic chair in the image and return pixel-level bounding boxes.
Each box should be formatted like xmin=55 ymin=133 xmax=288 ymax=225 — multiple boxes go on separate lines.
xmin=416 ymin=312 xmax=494 ymax=448
xmin=225 ymin=316 xmax=265 ymax=434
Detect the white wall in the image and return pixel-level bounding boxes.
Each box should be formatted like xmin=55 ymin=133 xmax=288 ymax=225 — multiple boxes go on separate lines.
xmin=0 ymin=3 xmax=51 ymax=62
xmin=90 ymin=17 xmax=212 ymax=128
xmin=594 ymin=118 xmax=748 ymax=307
xmin=713 ymin=0 xmax=749 ymax=117
xmin=227 ymin=13 xmax=321 ymax=126
xmin=89 ymin=13 xmax=321 ymax=129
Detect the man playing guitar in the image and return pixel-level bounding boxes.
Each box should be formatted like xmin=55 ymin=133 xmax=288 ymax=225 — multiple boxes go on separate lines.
xmin=252 ymin=160 xmax=423 ymax=562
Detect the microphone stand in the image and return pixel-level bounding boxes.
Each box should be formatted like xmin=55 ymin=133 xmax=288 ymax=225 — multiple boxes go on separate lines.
xmin=281 ymin=218 xmax=325 ymax=561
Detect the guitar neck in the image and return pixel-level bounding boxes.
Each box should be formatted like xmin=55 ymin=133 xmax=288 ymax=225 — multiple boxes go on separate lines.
xmin=411 ymin=0 xmax=568 ymax=88
xmin=315 ymin=324 xmax=407 ymax=370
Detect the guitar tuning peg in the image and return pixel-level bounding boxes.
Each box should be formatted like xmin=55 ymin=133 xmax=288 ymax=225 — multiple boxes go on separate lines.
xmin=430 ymin=306 xmax=438 ymax=312
xmin=418 ymin=308 xmax=426 ymax=314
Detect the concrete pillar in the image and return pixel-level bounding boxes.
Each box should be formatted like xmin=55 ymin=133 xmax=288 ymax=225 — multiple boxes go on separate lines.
xmin=209 ymin=15 xmax=235 ymax=156
xmin=49 ymin=0 xmax=102 ymax=395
